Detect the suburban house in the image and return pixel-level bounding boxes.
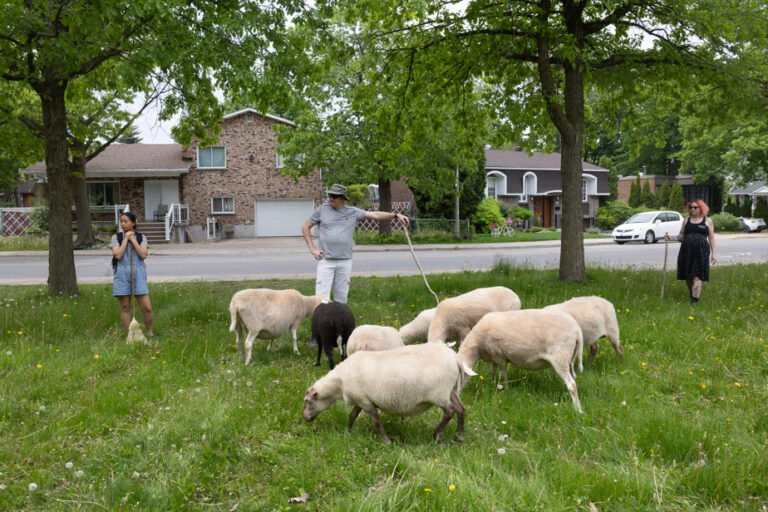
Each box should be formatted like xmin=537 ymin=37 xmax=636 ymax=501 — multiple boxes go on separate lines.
xmin=484 ymin=149 xmax=610 ymax=229
xmin=24 ymin=109 xmax=323 ymax=241
xmin=729 ymin=181 xmax=767 ymax=215
xmin=617 ymin=173 xmax=723 ymax=212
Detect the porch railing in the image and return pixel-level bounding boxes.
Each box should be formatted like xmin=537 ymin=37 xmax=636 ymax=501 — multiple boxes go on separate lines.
xmin=165 ymin=203 xmax=189 ymax=241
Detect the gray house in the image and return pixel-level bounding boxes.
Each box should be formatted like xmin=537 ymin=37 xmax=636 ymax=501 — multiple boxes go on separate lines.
xmin=485 ymin=149 xmax=610 ymax=229
xmin=729 ymin=181 xmax=767 ymax=216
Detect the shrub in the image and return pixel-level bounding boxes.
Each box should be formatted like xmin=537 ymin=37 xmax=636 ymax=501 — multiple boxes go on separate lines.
xmin=28 ymin=206 xmax=50 ymax=232
xmin=473 ymin=197 xmax=505 ymax=232
xmin=586 ymin=226 xmax=601 ymax=234
xmin=511 ymin=205 xmax=533 ymax=220
xmin=711 ymin=212 xmax=740 ymax=232
xmin=528 ymin=226 xmax=543 ymax=233
xmin=655 ymin=182 xmax=671 ymax=209
xmin=595 ymin=200 xmax=634 ymax=230
xmin=754 ymin=197 xmax=768 ymax=222
xmin=628 ymin=176 xmax=642 ymax=207
xmin=641 ymin=180 xmax=655 ymax=208
xmin=345 ymin=184 xmax=372 ymax=209
xmin=668 ymin=182 xmax=685 ymax=212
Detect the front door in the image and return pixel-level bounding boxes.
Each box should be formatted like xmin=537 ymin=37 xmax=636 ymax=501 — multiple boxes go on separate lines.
xmin=144 ymin=180 xmax=180 ymax=222
xmin=533 ymin=196 xmax=553 ymax=227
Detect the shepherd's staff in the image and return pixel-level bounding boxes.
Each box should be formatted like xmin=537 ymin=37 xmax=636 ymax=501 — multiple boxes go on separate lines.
xmin=660 ymin=232 xmax=669 ymax=300
xmin=402 ymin=219 xmax=440 ymax=306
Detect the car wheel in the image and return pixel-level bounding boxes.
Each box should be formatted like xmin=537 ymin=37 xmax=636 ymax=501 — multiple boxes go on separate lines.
xmin=742 ymin=226 xmax=750 ymax=233
xmin=644 ymin=231 xmax=655 ymax=244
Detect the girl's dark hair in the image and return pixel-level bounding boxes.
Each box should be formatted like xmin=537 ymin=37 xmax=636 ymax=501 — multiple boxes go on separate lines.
xmin=121 ymin=211 xmax=137 ymax=225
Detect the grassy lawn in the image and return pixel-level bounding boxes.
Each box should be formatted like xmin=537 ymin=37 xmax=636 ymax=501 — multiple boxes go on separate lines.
xmin=1 ymin=263 xmax=766 ymax=510
xmin=355 ymin=229 xmax=609 ymax=245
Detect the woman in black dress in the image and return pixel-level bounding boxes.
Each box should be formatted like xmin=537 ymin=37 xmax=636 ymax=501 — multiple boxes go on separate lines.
xmin=665 ymin=199 xmax=717 ymax=303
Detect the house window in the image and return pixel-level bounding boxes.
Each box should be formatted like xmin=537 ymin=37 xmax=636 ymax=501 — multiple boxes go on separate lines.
xmin=211 ymin=196 xmax=235 ymax=214
xmin=276 ymin=151 xmax=284 ymax=169
xmin=198 ymin=146 xmax=226 ymax=168
xmin=87 ymin=182 xmax=120 ymax=206
xmin=245 ymin=112 xmax=254 ymax=122
xmin=582 ymin=179 xmax=588 ymax=202
xmin=487 ymin=176 xmax=497 ymax=198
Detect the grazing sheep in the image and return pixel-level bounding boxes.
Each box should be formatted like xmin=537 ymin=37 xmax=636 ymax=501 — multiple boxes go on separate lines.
xmin=302 ymin=343 xmax=477 ymax=444
xmin=427 ymin=286 xmax=521 ymax=345
xmin=229 ymin=288 xmax=328 ymax=365
xmin=311 ymin=301 xmax=355 ymax=369
xmin=347 ymin=325 xmax=404 ymax=356
xmin=398 ymin=307 xmax=436 ymax=344
xmin=543 ymin=296 xmax=623 ymax=370
xmin=457 ymin=309 xmax=584 ymax=413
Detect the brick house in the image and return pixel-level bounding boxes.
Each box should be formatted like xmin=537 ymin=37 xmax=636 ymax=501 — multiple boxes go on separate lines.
xmin=617 ymin=174 xmax=723 ymax=212
xmin=25 ymin=109 xmax=323 ymax=240
xmin=484 ymin=149 xmax=610 ymax=229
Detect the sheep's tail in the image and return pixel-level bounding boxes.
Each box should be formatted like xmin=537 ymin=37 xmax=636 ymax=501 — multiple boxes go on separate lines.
xmin=229 ymin=299 xmax=240 ymax=333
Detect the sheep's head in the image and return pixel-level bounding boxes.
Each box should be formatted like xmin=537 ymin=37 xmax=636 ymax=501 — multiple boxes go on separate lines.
xmin=302 ymin=386 xmax=335 ymax=422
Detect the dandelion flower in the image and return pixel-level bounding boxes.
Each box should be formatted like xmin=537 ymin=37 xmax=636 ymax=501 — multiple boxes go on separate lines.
xmin=497 ymin=448 xmax=506 ymax=455
xmin=29 ymin=483 xmax=38 ymax=491
xmin=700 ymin=384 xmax=706 ymax=389
xmin=449 ymin=485 xmax=456 ymax=491
xmin=424 ymin=488 xmax=432 ymax=492
xmin=36 ymin=364 xmax=42 ymax=369
xmin=734 ymin=382 xmax=741 ymax=387
xmin=688 ymin=316 xmax=694 ymax=320
xmin=93 ymin=354 xmax=99 ymax=359
xmin=74 ymin=470 xmax=84 ymax=478
xmin=65 ymin=462 xmax=74 ymax=469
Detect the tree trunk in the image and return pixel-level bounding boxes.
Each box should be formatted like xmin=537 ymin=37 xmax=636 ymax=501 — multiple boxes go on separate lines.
xmin=454 ymin=164 xmax=460 ymax=238
xmin=71 ymin=154 xmax=95 ymax=247
xmin=558 ymin=63 xmax=586 ymax=282
xmin=378 ymin=177 xmax=392 ymax=236
xmin=41 ymin=82 xmax=79 ymax=296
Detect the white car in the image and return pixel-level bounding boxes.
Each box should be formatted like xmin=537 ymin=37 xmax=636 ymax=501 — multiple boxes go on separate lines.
xmin=612 ymin=210 xmax=684 ymax=244
xmin=739 ymin=217 xmax=766 ymax=233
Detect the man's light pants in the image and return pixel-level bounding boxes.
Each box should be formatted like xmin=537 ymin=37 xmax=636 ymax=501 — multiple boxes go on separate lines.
xmin=316 ymin=258 xmax=353 ymax=303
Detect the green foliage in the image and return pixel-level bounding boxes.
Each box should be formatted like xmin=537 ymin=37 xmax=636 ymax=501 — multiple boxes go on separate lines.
xmin=28 ymin=206 xmax=49 ymax=232
xmin=641 ymin=180 xmax=655 ymax=208
xmin=345 ymin=184 xmax=372 ymax=209
xmin=511 ymin=205 xmax=533 ymax=220
xmin=710 ymin=212 xmax=740 ymax=232
xmin=596 ymin=200 xmax=634 ymax=230
xmin=754 ymin=197 xmax=768 ymax=222
xmin=473 ymin=197 xmax=505 ymax=232
xmin=628 ymin=176 xmax=642 ymax=208
xmin=668 ymin=182 xmax=685 ymax=212
xmin=409 ymin=159 xmax=487 ymax=220
xmin=656 ymin=182 xmax=671 ymax=210
xmin=598 ymin=155 xmax=618 ymax=200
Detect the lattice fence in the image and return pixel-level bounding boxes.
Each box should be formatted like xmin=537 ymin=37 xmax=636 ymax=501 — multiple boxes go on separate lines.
xmin=0 ymin=208 xmax=34 ymax=236
xmin=356 ymin=202 xmax=412 ymax=232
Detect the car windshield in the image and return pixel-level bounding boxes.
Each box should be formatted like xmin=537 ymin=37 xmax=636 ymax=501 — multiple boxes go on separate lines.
xmin=625 ymin=212 xmax=657 ymax=224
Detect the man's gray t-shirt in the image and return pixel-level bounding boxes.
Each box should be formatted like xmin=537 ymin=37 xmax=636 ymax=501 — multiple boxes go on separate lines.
xmin=309 ymin=204 xmax=367 ymax=259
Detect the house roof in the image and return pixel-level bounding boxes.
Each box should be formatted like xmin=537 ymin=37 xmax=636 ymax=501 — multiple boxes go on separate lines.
xmin=730 ymin=181 xmax=767 ymax=196
xmin=485 ymin=149 xmax=608 ymax=172
xmin=223 ymin=108 xmax=295 ymax=127
xmin=25 ymin=144 xmax=190 ymax=177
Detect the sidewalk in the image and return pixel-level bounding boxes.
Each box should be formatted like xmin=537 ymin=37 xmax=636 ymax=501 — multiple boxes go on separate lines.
xmin=0 ymin=232 xmax=758 ymax=258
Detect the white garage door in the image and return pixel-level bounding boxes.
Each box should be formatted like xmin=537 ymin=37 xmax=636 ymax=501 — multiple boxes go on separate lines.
xmin=254 ymin=199 xmax=315 ymax=237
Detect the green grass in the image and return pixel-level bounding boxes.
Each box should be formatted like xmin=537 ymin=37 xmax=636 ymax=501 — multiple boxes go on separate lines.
xmin=1 ymin=264 xmax=766 ymax=510
xmin=0 ymin=235 xmax=50 ymax=251
xmin=354 ymin=229 xmax=609 ymax=244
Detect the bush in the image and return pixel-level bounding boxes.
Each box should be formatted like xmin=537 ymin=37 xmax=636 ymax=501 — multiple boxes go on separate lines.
xmin=28 ymin=206 xmax=50 ymax=232
xmin=511 ymin=205 xmax=533 ymax=220
xmin=711 ymin=212 xmax=740 ymax=232
xmin=595 ymin=201 xmax=634 ymax=230
xmin=473 ymin=197 xmax=505 ymax=233
xmin=754 ymin=197 xmax=768 ymax=222
xmin=528 ymin=226 xmax=543 ymax=233
xmin=668 ymin=182 xmax=685 ymax=212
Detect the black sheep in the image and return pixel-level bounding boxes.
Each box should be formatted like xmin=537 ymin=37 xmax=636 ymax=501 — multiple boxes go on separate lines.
xmin=310 ymin=302 xmax=355 ymax=369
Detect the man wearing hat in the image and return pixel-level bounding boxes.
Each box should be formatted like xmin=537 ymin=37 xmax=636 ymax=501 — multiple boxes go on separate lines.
xmin=302 ymin=183 xmax=410 ymax=303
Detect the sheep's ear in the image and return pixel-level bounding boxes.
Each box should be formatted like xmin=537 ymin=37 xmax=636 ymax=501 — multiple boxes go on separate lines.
xmin=307 ymin=388 xmax=319 ymax=399
xmin=462 ymin=364 xmax=478 ymax=377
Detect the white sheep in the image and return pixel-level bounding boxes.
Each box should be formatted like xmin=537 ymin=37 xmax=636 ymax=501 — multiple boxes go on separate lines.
xmin=302 ymin=343 xmax=477 ymax=444
xmin=229 ymin=288 xmax=328 ymax=365
xmin=398 ymin=307 xmax=436 ymax=344
xmin=427 ymin=286 xmax=521 ymax=345
xmin=543 ymin=296 xmax=623 ymax=370
xmin=346 ymin=325 xmax=404 ymax=356
xmin=457 ymin=309 xmax=584 ymax=413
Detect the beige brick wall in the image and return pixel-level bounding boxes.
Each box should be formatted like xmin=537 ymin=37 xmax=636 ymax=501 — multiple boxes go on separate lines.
xmin=182 ymin=113 xmax=322 ymax=229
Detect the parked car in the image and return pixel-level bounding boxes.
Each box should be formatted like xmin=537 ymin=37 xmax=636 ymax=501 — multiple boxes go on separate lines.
xmin=739 ymin=217 xmax=766 ymax=233
xmin=612 ymin=210 xmax=684 ymax=244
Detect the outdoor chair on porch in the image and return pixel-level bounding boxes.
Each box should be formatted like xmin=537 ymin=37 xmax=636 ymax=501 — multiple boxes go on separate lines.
xmin=154 ymin=203 xmax=168 ymax=222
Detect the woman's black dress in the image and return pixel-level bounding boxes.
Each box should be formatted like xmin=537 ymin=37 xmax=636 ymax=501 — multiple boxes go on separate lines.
xmin=677 ymin=219 xmax=710 ymax=281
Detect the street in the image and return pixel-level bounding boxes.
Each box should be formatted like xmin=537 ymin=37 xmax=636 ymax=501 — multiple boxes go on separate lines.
xmin=1 ymin=234 xmax=766 ymax=285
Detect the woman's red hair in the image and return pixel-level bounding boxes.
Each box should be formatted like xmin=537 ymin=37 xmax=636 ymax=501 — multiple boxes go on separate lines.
xmin=687 ymin=199 xmax=709 ymax=216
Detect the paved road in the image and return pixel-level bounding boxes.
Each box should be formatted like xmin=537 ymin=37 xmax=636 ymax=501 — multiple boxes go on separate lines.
xmin=1 ymin=234 xmax=766 ymax=285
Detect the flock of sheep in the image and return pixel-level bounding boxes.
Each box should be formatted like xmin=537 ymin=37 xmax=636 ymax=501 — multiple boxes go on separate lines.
xmin=228 ymin=286 xmax=624 ymax=444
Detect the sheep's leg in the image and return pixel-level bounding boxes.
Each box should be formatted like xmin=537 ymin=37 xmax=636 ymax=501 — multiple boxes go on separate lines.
xmin=587 ymin=342 xmax=599 ymax=365
xmin=336 ymin=334 xmax=343 ymax=357
xmin=244 ymin=332 xmax=257 ymax=365
xmin=556 ymin=367 xmax=583 ymax=413
xmin=490 ymin=363 xmax=497 ymax=378
xmin=367 ymin=409 xmax=392 ymax=445
xmin=610 ymin=334 xmax=624 ymax=357
xmin=290 ymin=327 xmax=300 ymax=356
xmin=314 ymin=339 xmax=323 ymax=366
xmin=451 ymin=390 xmax=466 ymax=441
xmin=324 ymin=341 xmax=336 ymax=369
xmin=234 ymin=324 xmax=244 ymax=358
xmin=347 ymin=406 xmax=362 ymax=432
xmin=500 ymin=363 xmax=508 ymax=381
xmin=266 ymin=339 xmax=274 ymax=352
